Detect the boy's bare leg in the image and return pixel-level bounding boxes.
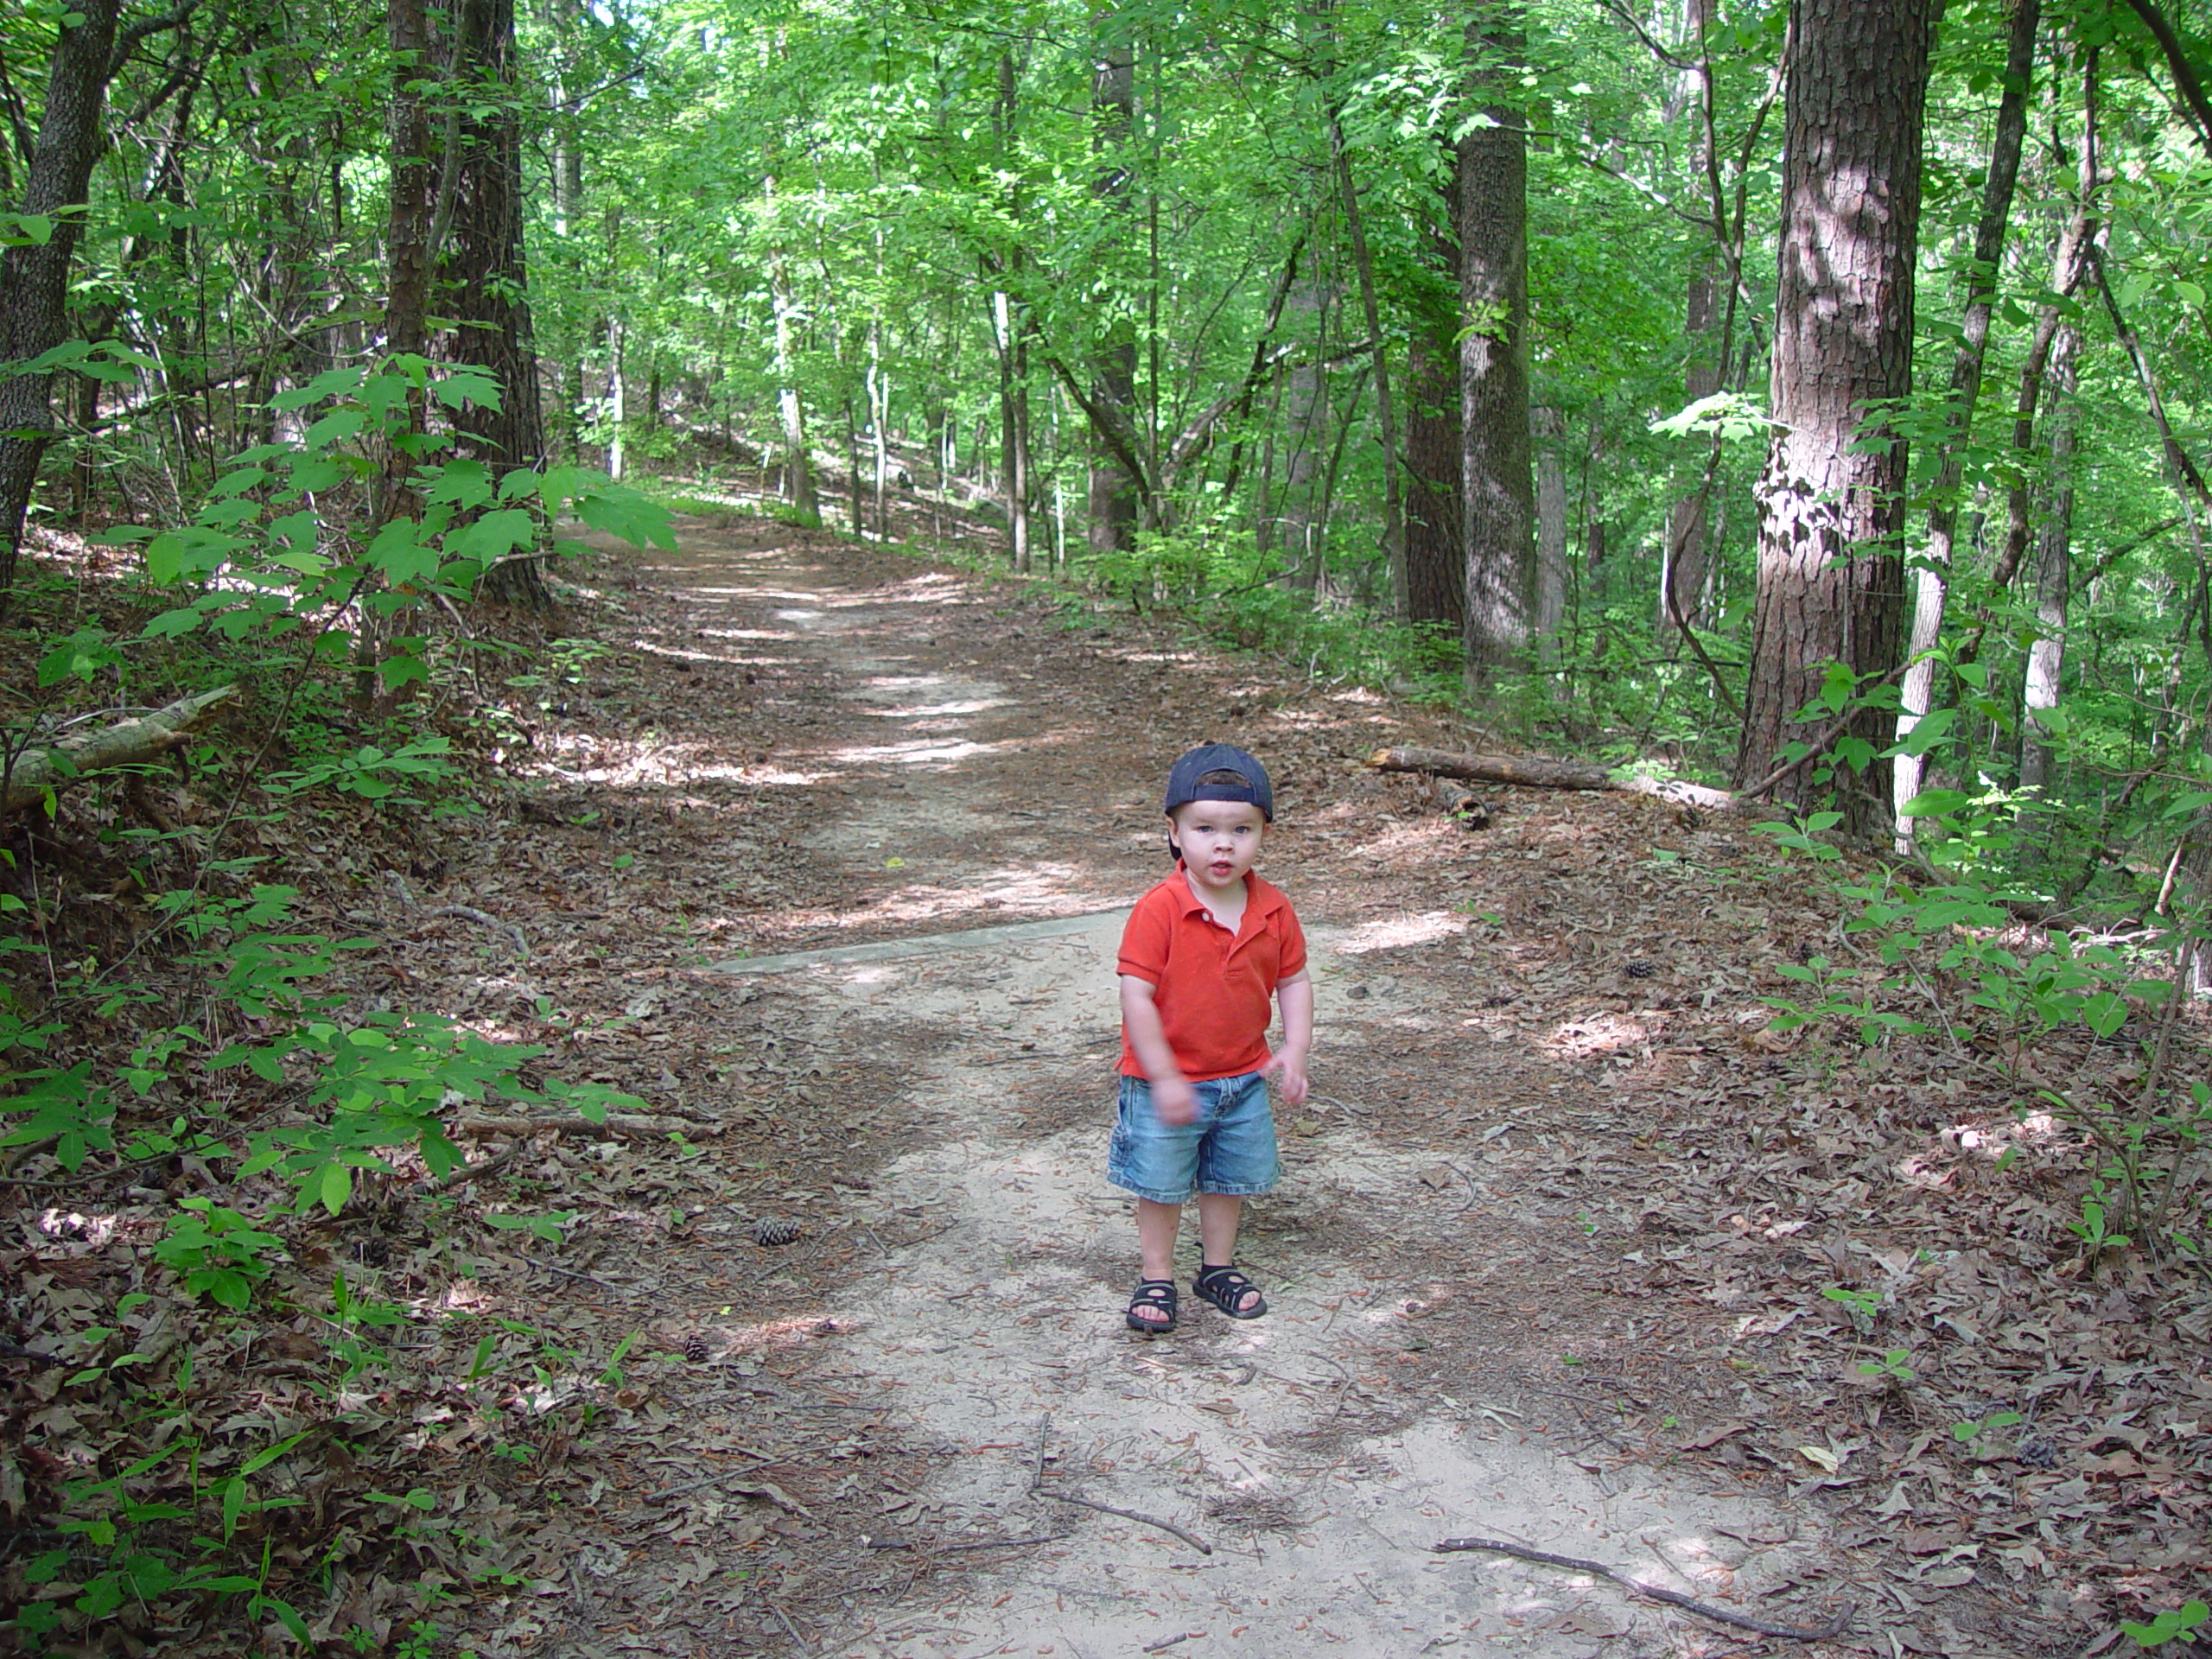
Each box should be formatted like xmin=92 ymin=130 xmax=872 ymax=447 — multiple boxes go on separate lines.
xmin=1196 ymin=1192 xmax=1242 ymax=1268
xmin=1196 ymin=1193 xmax=1263 ymax=1313
xmin=1136 ymin=1198 xmax=1183 ymax=1287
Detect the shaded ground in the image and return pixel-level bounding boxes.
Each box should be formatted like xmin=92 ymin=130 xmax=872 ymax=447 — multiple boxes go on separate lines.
xmin=9 ymin=516 xmax=2207 ymax=1657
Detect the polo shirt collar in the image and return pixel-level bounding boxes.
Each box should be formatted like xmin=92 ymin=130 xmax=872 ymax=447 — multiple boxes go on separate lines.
xmin=1173 ymin=864 xmax=1284 ymax=929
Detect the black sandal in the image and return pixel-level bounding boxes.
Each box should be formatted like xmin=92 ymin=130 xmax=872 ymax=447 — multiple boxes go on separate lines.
xmin=1125 ymin=1279 xmax=1178 ymax=1333
xmin=1192 ymin=1264 xmax=1267 ymax=1319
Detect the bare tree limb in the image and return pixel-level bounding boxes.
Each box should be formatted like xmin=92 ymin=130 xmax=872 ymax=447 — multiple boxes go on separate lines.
xmin=3 ymin=683 xmax=237 ymax=814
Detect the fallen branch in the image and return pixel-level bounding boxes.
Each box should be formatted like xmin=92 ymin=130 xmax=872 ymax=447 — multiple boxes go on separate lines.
xmin=1433 ymin=1536 xmax=1853 ymax=1641
xmin=454 ymin=1111 xmax=708 ymax=1141
xmin=1034 ymin=1491 xmax=1212 ymax=1556
xmin=3 ymin=685 xmax=238 ymax=814
xmin=423 ymin=903 xmax=529 ymax=960
xmin=1368 ymin=746 xmax=1743 ymax=812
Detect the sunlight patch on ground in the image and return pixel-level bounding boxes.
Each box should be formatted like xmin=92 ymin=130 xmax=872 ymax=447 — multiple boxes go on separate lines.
xmin=694 ymin=626 xmax=799 ymax=642
xmin=1543 ymin=1011 xmax=1663 ymax=1058
xmin=1331 ymin=910 xmax=1467 ymax=955
xmin=628 ymin=638 xmax=748 ymax=666
xmin=830 ymin=737 xmax=1005 ymax=766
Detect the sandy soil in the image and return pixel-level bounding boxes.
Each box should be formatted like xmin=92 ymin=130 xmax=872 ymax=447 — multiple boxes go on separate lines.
xmin=512 ymin=521 xmax=1880 ymax=1659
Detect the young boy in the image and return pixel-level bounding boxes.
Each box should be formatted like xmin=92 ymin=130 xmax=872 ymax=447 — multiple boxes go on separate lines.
xmin=1110 ymin=744 xmax=1312 ymax=1333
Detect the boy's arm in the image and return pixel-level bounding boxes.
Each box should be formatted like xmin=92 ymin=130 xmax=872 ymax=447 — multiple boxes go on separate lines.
xmin=1271 ymin=969 xmax=1313 ymax=1106
xmin=1120 ymin=975 xmax=1198 ymax=1125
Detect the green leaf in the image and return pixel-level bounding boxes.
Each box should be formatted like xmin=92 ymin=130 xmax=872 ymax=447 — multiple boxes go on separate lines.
xmin=301 ymin=408 xmax=365 ymax=448
xmin=1900 ymin=788 xmax=1974 ymax=818
xmin=318 ymin=1160 xmax=353 ymax=1215
xmin=451 ymin=508 xmax=537 ymax=565
xmin=271 ymin=366 xmax=367 ymax=409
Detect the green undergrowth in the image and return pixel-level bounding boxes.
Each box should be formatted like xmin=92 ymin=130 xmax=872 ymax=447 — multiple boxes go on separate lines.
xmin=1 ymin=359 xmax=674 ymax=1652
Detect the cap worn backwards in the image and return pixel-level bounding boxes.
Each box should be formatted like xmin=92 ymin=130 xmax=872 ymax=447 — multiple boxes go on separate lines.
xmin=1162 ymin=743 xmax=1274 ymax=822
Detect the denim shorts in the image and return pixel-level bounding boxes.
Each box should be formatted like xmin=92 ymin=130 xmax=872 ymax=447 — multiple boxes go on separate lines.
xmin=1107 ymin=1071 xmax=1280 ymax=1205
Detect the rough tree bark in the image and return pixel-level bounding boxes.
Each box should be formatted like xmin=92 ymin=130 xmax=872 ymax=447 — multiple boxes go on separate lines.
xmin=0 ymin=0 xmax=129 ymax=620
xmin=442 ymin=0 xmax=552 ymax=606
xmin=1737 ymin=0 xmax=1934 ymax=843
xmin=1892 ymin=0 xmax=2041 ymax=842
xmin=1458 ymin=6 xmax=1535 ymax=689
xmin=1404 ymin=149 xmax=1464 ymax=631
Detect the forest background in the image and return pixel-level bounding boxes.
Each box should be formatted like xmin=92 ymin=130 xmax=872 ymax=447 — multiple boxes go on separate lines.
xmin=5 ymin=0 xmax=2212 ymax=1650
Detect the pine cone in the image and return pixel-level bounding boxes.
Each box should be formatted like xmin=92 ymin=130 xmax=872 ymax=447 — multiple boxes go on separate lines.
xmin=1624 ymin=961 xmax=1656 ymax=979
xmin=682 ymin=1333 xmax=709 ymax=1364
xmin=752 ymin=1217 xmax=804 ymax=1248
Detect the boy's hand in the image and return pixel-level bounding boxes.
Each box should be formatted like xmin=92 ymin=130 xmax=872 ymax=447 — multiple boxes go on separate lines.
xmin=1269 ymin=1053 xmax=1310 ymax=1108
xmin=1150 ymin=1077 xmax=1199 ymax=1126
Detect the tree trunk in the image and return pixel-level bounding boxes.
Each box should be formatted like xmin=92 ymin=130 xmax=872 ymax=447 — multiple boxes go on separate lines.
xmin=765 ymin=180 xmax=817 ymax=528
xmin=1333 ymin=112 xmax=1406 ymax=615
xmin=1088 ymin=23 xmax=1138 ymax=560
xmin=2019 ymin=315 xmax=2082 ymax=805
xmin=1533 ymin=404 xmax=1567 ymax=646
xmin=441 ymin=0 xmax=552 ymax=605
xmin=1278 ymin=266 xmax=1328 ymax=594
xmin=1737 ymin=0 xmax=1934 ymax=843
xmin=1404 ymin=152 xmax=1464 ymax=630
xmin=1459 ymin=8 xmax=1535 ymax=689
xmin=1892 ymin=0 xmax=2041 ymax=841
xmin=1659 ymin=0 xmax=1721 ymax=639
xmin=0 ymin=0 xmax=126 ymax=620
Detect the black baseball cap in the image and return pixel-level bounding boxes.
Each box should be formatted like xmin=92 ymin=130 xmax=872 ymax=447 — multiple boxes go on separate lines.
xmin=1162 ymin=743 xmax=1274 ymax=822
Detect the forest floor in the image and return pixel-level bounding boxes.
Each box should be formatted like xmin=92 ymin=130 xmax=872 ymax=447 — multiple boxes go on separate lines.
xmin=9 ymin=512 xmax=2209 ymax=1659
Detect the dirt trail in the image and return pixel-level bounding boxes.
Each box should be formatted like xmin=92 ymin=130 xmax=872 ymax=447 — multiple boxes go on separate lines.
xmin=556 ymin=524 xmax=1861 ymax=1658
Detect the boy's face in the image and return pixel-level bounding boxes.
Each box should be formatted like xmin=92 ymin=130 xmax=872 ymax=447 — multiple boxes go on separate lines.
xmin=1167 ymin=799 xmax=1268 ymax=893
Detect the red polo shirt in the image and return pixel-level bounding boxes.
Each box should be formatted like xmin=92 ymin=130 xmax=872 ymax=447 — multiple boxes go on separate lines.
xmin=1117 ymin=868 xmax=1307 ymax=1082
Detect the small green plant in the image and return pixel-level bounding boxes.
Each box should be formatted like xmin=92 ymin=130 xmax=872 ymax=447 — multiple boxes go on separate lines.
xmin=1950 ymin=1410 xmax=2022 ymax=1456
xmin=1821 ymin=1285 xmax=1880 ymax=1332
xmin=2121 ymin=1601 xmax=2209 ymax=1649
xmin=151 ymin=1200 xmax=287 ymax=1308
xmin=1855 ymin=1347 xmax=1917 ymax=1384
xmin=2067 ymin=1185 xmax=2133 ymax=1254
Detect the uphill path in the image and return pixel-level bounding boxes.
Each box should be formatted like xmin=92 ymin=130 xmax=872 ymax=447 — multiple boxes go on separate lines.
xmin=416 ymin=516 xmax=2052 ymax=1659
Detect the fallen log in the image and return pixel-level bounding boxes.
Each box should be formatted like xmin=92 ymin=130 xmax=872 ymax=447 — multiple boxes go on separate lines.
xmin=1368 ymin=745 xmax=1745 ymax=812
xmin=4 ymin=685 xmax=239 ymax=814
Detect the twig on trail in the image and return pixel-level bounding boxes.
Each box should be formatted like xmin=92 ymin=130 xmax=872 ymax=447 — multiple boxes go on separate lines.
xmin=1143 ymin=1635 xmax=1198 ymax=1655
xmin=643 ymin=1456 xmax=785 ymax=1502
xmin=424 ymin=903 xmax=530 ymax=960
xmin=1432 ymin=1536 xmax=1853 ymax=1641
xmin=770 ymin=1600 xmax=815 ymax=1656
xmin=1036 ymin=1491 xmax=1212 ymax=1556
xmin=427 ymin=1145 xmax=525 ymax=1191
xmin=1030 ymin=1413 xmax=1052 ymax=1487
xmin=0 ymin=1342 xmax=64 ymax=1369
xmin=520 ymin=1255 xmax=625 ymax=1292
xmin=866 ymin=1531 xmax=1069 ymax=1554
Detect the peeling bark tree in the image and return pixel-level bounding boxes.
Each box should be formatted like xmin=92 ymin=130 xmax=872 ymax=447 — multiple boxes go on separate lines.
xmin=1458 ymin=7 xmax=1534 ymax=688
xmin=1892 ymin=0 xmax=2041 ymax=842
xmin=1737 ymin=0 xmax=1934 ymax=842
